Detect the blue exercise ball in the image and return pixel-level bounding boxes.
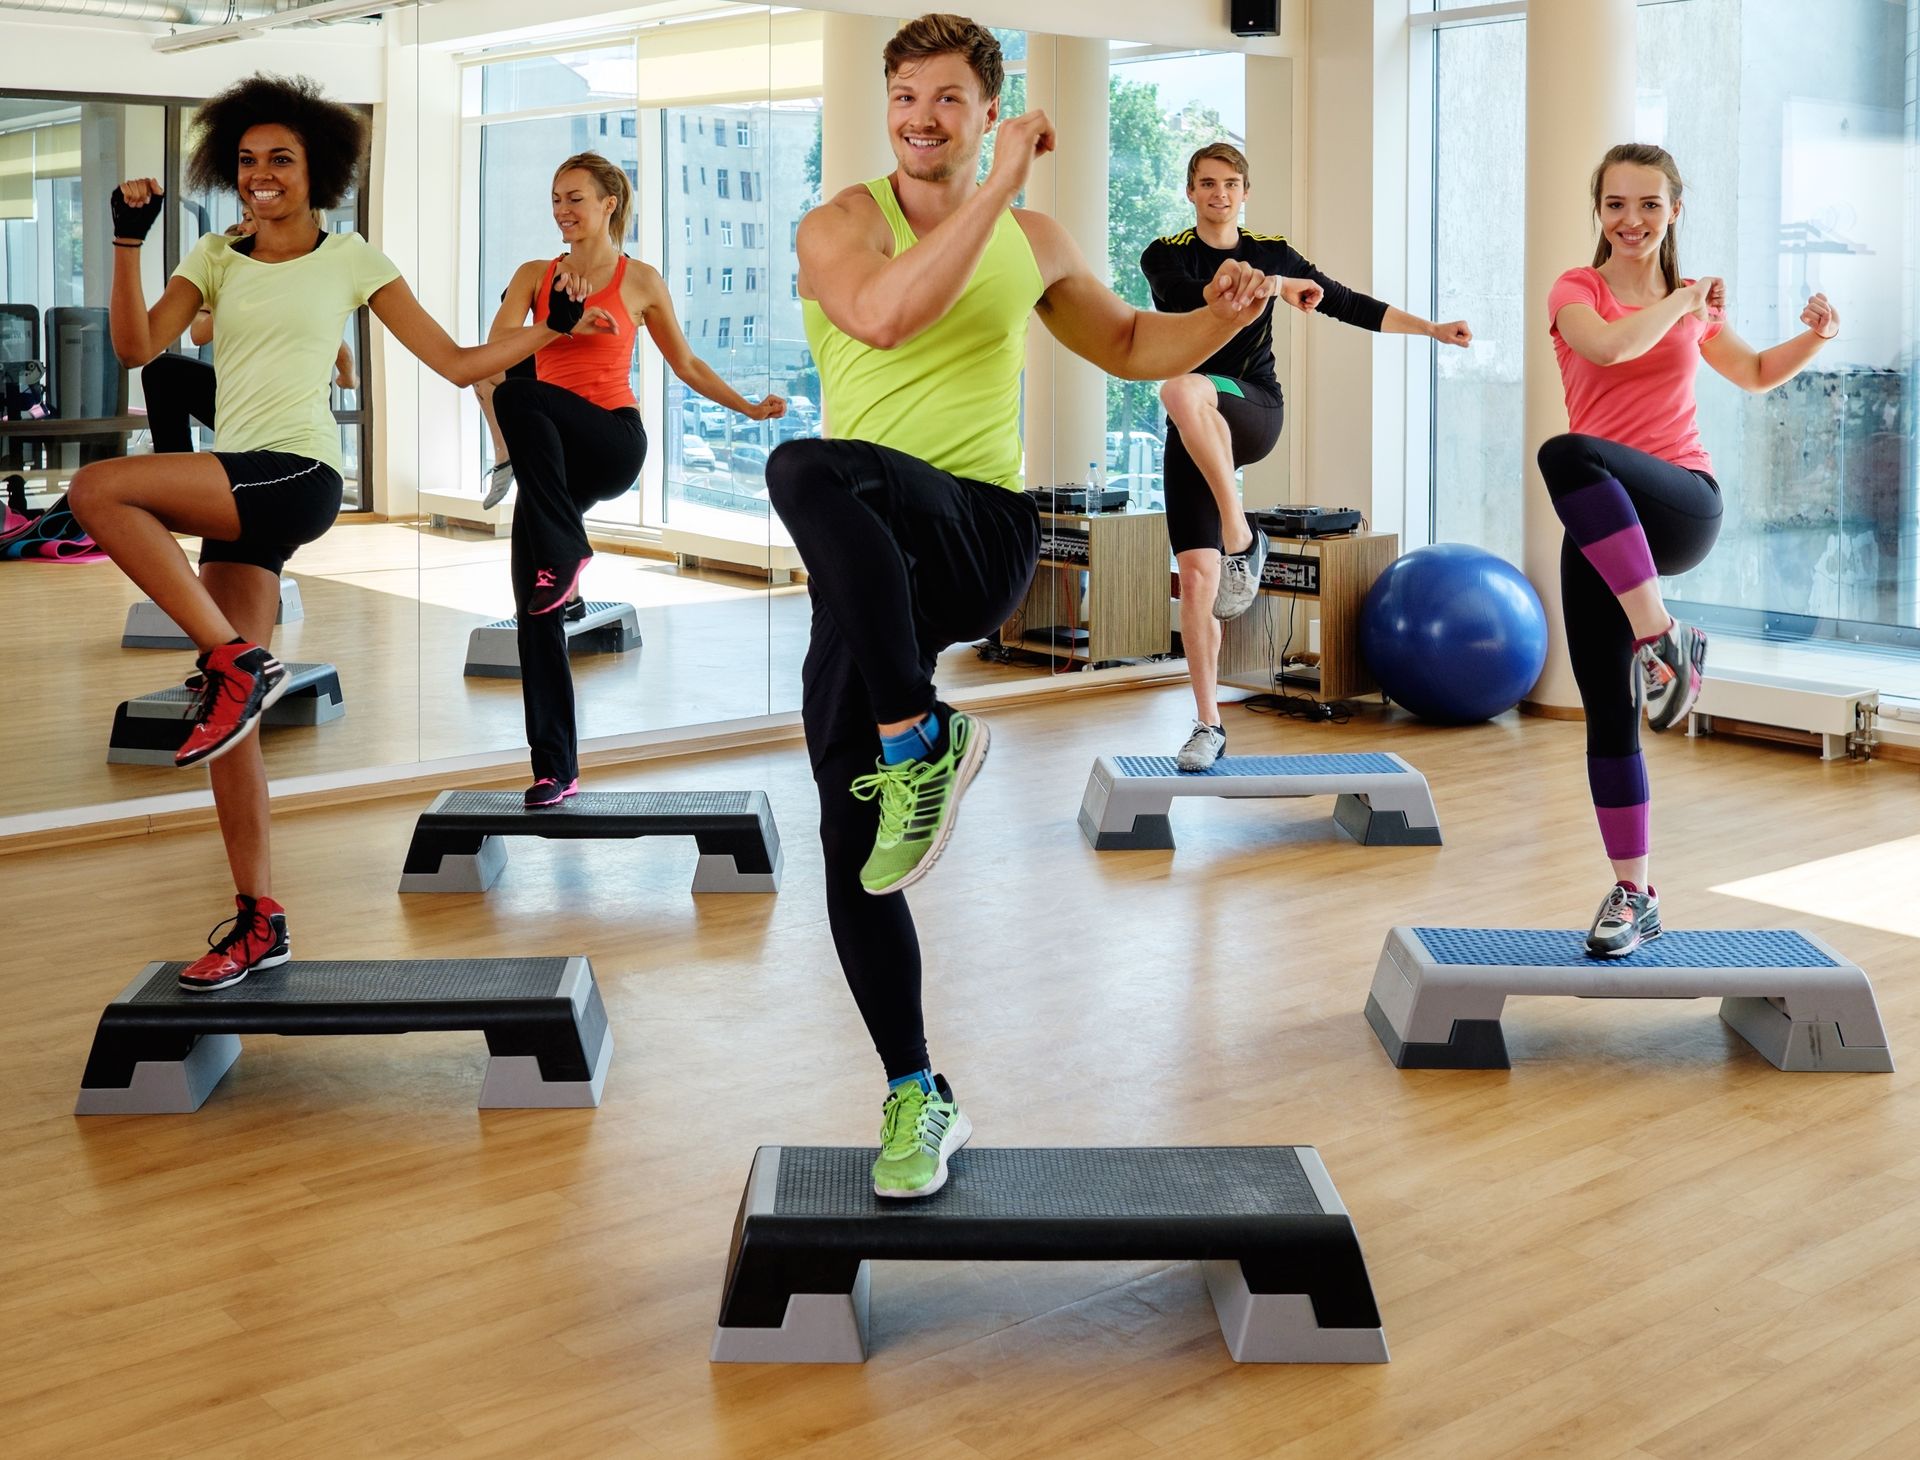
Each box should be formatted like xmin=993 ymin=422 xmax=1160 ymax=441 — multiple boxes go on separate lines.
xmin=1360 ymin=543 xmax=1548 ymax=724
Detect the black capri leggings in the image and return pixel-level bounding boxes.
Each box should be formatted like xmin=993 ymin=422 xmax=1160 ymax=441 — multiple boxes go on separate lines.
xmin=1163 ymin=375 xmax=1285 ymax=554
xmin=493 ymin=376 xmax=646 ymax=783
xmin=765 ymin=437 xmax=1039 ymax=1079
xmin=142 ymin=353 xmax=217 ymax=455
xmin=1537 ymin=432 xmax=1722 ymax=758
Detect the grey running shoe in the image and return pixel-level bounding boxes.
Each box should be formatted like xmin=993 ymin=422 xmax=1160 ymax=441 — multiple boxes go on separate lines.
xmin=1585 ymin=881 xmax=1662 ymax=958
xmin=1637 ymin=618 xmax=1707 ymax=732
xmin=1175 ymin=721 xmax=1226 ymax=772
xmin=1213 ymin=522 xmax=1269 ymax=620
xmin=482 ymin=460 xmax=515 ymax=510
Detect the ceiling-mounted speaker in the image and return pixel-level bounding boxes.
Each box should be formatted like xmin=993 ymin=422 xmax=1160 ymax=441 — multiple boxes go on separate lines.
xmin=1230 ymin=0 xmax=1281 ymax=38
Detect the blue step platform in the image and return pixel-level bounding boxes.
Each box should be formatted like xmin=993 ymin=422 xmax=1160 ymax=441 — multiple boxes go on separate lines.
xmin=1078 ymin=752 xmax=1441 ymax=849
xmin=1366 ymin=926 xmax=1893 ymax=1072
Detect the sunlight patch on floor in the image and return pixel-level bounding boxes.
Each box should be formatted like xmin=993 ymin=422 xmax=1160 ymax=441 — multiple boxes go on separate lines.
xmin=1713 ymin=834 xmax=1920 ymax=939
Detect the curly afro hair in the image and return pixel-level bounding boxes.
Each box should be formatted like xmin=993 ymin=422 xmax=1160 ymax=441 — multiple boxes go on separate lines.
xmin=186 ymin=73 xmax=368 ymax=212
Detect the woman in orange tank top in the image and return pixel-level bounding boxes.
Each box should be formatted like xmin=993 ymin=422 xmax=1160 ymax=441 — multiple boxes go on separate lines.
xmin=484 ymin=150 xmax=786 ymax=807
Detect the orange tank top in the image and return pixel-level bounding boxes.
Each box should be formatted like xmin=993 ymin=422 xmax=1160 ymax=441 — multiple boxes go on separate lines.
xmin=530 ymin=254 xmax=638 ymax=411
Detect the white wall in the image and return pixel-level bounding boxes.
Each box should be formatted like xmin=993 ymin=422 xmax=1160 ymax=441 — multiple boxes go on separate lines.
xmin=0 ymin=7 xmax=385 ymax=101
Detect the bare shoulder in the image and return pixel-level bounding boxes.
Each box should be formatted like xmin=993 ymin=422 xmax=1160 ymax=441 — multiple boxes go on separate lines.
xmin=1012 ymin=208 xmax=1076 ymax=289
xmin=801 ymin=184 xmax=891 ymax=251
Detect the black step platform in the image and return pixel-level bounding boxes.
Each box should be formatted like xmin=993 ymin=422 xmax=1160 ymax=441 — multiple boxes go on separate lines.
xmin=463 ymin=600 xmax=641 ymax=678
xmin=398 ymin=789 xmax=783 ymax=894
xmin=74 ymin=956 xmax=611 ymax=1114
xmin=107 ymin=662 xmax=344 ymax=765
xmin=710 ymin=1145 xmax=1388 ymax=1364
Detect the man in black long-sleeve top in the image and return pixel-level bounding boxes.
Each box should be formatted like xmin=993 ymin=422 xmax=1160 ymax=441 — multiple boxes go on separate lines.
xmin=1140 ymin=142 xmax=1471 ymax=771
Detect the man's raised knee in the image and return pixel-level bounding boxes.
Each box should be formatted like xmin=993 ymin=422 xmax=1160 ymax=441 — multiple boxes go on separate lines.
xmin=766 ymin=437 xmax=831 ymax=510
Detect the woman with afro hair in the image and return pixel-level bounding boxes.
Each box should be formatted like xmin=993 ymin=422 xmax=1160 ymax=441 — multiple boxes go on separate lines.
xmin=71 ymin=73 xmax=609 ymax=992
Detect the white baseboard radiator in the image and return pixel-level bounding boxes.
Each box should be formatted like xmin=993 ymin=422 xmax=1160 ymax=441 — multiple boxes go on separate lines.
xmin=1687 ymin=669 xmax=1878 ymax=761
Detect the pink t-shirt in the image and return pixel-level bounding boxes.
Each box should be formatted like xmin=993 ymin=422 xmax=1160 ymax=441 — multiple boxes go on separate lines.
xmin=1548 ymin=266 xmax=1723 ymax=473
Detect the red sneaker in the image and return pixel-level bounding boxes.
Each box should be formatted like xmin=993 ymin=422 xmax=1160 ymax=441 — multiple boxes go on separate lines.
xmin=178 ymin=894 xmax=291 ymax=992
xmin=175 ymin=642 xmax=290 ymax=768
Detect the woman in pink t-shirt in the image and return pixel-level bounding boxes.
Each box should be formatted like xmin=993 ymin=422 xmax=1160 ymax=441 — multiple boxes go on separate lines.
xmin=1542 ymin=142 xmax=1838 ymax=957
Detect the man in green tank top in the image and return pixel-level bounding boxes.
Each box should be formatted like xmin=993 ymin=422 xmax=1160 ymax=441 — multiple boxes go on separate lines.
xmin=765 ymin=13 xmax=1277 ymax=1199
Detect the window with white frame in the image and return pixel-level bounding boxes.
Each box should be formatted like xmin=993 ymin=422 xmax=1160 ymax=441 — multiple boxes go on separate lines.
xmin=720 ymin=267 xmax=734 ymax=294
xmin=721 ymin=220 xmax=734 ymax=246
xmin=742 ymin=314 xmax=757 ymax=345
xmin=1411 ymin=0 xmax=1920 ymax=651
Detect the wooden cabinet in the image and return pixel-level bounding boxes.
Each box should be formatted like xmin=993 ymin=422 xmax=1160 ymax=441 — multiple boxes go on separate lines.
xmin=1217 ymin=531 xmax=1398 ymax=701
xmin=1002 ymin=508 xmax=1171 ymax=665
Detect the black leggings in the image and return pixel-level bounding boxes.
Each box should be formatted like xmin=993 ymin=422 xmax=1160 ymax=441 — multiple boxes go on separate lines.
xmin=765 ymin=438 xmax=1039 ymax=1079
xmin=493 ymin=376 xmax=646 ymax=782
xmin=142 ymin=353 xmax=217 ymax=455
xmin=1537 ymin=432 xmax=1721 ymax=759
xmin=1163 ymin=376 xmax=1285 ymax=554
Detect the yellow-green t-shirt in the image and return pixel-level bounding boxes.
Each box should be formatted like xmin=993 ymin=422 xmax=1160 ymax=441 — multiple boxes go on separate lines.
xmin=802 ymin=178 xmax=1044 ymax=490
xmin=173 ymin=231 xmax=400 ymax=471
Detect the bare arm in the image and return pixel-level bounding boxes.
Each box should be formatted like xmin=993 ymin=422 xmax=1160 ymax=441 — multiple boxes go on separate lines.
xmin=1022 ymin=213 xmax=1273 ymax=381
xmin=1701 ymin=291 xmax=1837 ymax=394
xmin=799 ymin=185 xmax=1014 ymax=351
xmin=798 ymin=109 xmax=1058 ymax=351
xmin=632 ymin=265 xmax=783 ymax=419
xmin=1379 ymin=304 xmax=1473 ymax=347
xmin=370 ymin=275 xmax=564 ymax=388
xmin=189 ymin=310 xmax=214 ymax=348
xmin=106 ymin=178 xmax=203 ymax=366
xmin=1554 ymin=280 xmax=1710 ymax=367
xmin=110 ymin=253 xmax=202 ymax=367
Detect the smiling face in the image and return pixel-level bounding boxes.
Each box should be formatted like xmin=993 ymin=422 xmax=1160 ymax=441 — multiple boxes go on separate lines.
xmin=235 ymin=124 xmax=311 ymax=223
xmin=551 ymin=167 xmax=616 ymax=246
xmin=1598 ymin=161 xmax=1678 ymax=263
xmin=1188 ymin=161 xmax=1247 ymax=227
xmin=887 ymin=52 xmax=996 ymax=184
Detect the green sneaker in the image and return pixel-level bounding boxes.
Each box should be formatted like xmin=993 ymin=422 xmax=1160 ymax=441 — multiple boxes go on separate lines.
xmin=849 ymin=706 xmax=989 ymax=895
xmin=872 ymin=1074 xmax=972 ymax=1199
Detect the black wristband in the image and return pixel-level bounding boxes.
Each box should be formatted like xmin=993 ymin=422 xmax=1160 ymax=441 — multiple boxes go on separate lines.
xmin=545 ymin=278 xmax=585 ymax=335
xmin=113 ymin=240 xmax=143 ymax=249
xmin=110 ymin=185 xmax=163 ymax=243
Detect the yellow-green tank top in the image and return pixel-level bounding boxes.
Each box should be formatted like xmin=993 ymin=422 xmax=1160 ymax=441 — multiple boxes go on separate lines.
xmin=802 ymin=178 xmax=1044 ymax=490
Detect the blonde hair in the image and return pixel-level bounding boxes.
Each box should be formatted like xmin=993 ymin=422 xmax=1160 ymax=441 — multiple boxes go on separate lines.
xmin=1187 ymin=143 xmax=1249 ymax=191
xmin=883 ymin=14 xmax=1005 ymax=102
xmin=1590 ymin=142 xmax=1685 ymax=293
xmin=554 ymin=151 xmax=632 ymax=244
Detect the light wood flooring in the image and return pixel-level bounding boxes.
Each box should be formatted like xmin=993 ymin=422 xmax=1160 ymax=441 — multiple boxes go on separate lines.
xmin=1 ymin=520 xmax=1067 ymax=822
xmin=4 ymin=688 xmax=1919 ymax=1457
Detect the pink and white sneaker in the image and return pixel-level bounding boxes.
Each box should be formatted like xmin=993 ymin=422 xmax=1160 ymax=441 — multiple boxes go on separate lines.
xmin=1636 ymin=618 xmax=1707 ymax=733
xmin=527 ymin=557 xmax=591 ymax=616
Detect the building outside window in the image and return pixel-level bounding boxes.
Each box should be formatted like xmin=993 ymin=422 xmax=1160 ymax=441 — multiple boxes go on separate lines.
xmin=661 ymin=95 xmax=820 ymax=520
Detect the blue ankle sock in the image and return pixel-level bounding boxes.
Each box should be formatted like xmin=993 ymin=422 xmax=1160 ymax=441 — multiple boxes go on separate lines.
xmin=879 ymin=711 xmax=940 ymax=765
xmin=888 ymin=1068 xmax=935 ymax=1095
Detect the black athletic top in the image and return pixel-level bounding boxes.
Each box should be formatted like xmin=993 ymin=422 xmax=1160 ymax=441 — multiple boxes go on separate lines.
xmin=1140 ymin=228 xmax=1390 ymax=389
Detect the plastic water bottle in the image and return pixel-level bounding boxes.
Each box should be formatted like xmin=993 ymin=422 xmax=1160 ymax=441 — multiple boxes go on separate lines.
xmin=1088 ymin=460 xmax=1103 ymax=490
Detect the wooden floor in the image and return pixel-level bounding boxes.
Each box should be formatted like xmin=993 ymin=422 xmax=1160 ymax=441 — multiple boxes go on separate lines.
xmin=5 ymin=687 xmax=1920 ymax=1457
xmin=0 ymin=519 xmax=1053 ymax=821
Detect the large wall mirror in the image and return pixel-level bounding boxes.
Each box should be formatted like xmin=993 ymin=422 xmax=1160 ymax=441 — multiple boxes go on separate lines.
xmin=0 ymin=3 xmax=1277 ymax=836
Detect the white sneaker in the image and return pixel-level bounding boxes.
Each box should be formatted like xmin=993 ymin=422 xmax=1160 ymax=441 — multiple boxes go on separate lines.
xmin=1213 ymin=523 xmax=1269 ymax=620
xmin=482 ymin=461 xmax=515 ymax=510
xmin=1176 ymin=721 xmax=1226 ymax=772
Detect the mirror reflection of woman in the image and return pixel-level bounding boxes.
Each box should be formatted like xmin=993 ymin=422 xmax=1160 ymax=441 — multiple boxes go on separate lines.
xmin=71 ymin=73 xmax=591 ymax=993
xmin=482 ymin=150 xmax=785 ymax=807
